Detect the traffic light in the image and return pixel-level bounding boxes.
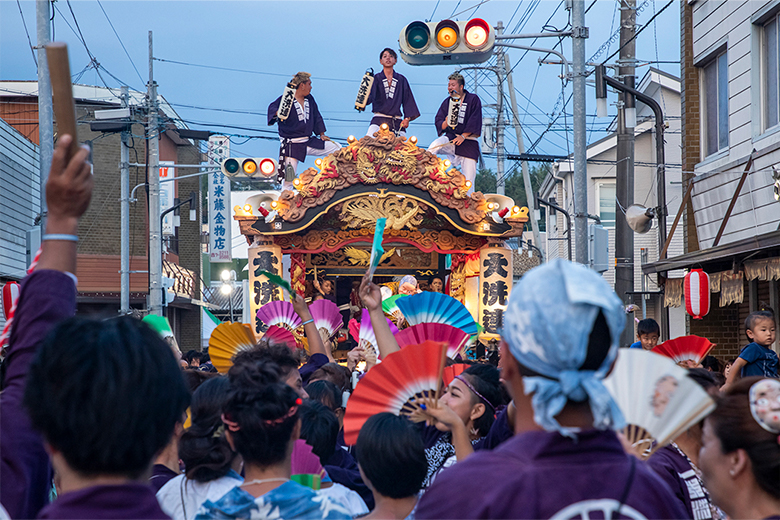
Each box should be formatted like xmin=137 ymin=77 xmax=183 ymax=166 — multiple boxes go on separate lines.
xmin=399 ymin=18 xmax=495 ymax=65
xmin=221 ymin=157 xmax=279 ymax=178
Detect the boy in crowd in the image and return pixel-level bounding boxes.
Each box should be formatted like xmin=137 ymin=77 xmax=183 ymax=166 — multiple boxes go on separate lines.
xmin=630 ymin=318 xmax=660 ymax=350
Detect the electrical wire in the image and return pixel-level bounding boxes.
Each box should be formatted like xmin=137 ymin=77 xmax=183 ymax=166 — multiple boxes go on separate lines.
xmin=95 ymin=0 xmax=144 ymax=86
xmin=603 ymin=0 xmax=675 ymax=64
xmin=16 ymin=0 xmax=37 ymax=68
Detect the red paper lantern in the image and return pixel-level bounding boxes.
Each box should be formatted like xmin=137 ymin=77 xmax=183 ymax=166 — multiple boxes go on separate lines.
xmin=2 ymin=282 xmax=20 ymax=321
xmin=684 ymin=269 xmax=710 ymax=320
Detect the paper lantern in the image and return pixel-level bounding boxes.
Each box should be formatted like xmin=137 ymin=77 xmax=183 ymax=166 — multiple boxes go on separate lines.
xmin=248 ymin=236 xmax=284 ymax=336
xmin=2 ymin=282 xmax=19 ymax=320
xmin=478 ymin=245 xmax=513 ymax=338
xmin=684 ymin=269 xmax=710 ymax=320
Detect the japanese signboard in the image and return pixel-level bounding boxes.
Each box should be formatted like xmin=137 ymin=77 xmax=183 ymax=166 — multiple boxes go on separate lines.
xmin=248 ymin=237 xmax=283 ymax=336
xmin=208 ymin=136 xmax=231 ymax=262
xmin=478 ymin=246 xmax=512 ymax=339
xmin=160 ymin=160 xmax=175 ymax=236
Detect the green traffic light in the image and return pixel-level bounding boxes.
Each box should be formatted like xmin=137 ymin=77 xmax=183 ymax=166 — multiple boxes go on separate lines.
xmin=223 ymin=158 xmax=239 ymax=174
xmin=406 ymin=22 xmax=430 ymax=51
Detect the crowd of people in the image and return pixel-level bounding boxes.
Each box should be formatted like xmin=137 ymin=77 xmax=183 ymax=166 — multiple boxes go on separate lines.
xmin=1 ymin=132 xmax=780 ymax=520
xmin=267 ymin=49 xmax=481 ymax=193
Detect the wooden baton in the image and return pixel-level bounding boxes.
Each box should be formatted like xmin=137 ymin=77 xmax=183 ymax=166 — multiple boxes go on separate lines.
xmin=46 ymin=42 xmax=80 ymax=161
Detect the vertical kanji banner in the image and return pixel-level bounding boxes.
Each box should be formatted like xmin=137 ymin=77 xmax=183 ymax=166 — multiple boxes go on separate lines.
xmin=479 ymin=245 xmax=512 ymax=339
xmin=208 ymin=136 xmax=231 ymax=262
xmin=248 ymin=237 xmax=283 ymax=336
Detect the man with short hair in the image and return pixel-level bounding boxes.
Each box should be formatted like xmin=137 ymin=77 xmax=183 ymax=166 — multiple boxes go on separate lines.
xmin=428 ymin=72 xmax=482 ymax=194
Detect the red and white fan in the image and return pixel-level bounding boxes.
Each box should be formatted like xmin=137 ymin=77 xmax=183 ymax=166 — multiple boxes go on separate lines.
xmin=442 ymin=363 xmax=470 ymax=388
xmin=343 ymin=340 xmax=448 ymax=445
xmin=261 ymin=325 xmax=297 ymax=351
xmin=256 ymin=301 xmax=302 ymax=331
xmin=395 ymin=323 xmax=469 ymax=359
xmin=603 ymin=349 xmax=716 ymax=459
xmin=209 ymin=322 xmax=257 ymax=374
xmin=652 ymin=335 xmax=715 ymax=366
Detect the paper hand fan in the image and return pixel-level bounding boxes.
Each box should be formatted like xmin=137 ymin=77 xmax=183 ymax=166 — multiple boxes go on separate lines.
xmin=256 ymin=300 xmax=302 ymax=331
xmin=652 ymin=335 xmax=715 ymax=365
xmin=443 ymin=363 xmax=469 ymax=388
xmin=309 ymin=299 xmax=343 ymax=341
xmin=291 ymin=439 xmax=326 ymax=477
xmin=395 ymin=323 xmax=470 ymax=359
xmin=343 ymin=340 xmax=448 ymax=445
xmin=353 ymin=308 xmax=399 ymax=360
xmin=395 ymin=292 xmax=478 ymax=336
xmin=367 ymin=218 xmax=387 ymax=279
xmin=261 ymin=325 xmax=297 ymax=350
xmin=209 ymin=322 xmax=257 ymax=374
xmin=603 ymin=349 xmax=716 ymax=458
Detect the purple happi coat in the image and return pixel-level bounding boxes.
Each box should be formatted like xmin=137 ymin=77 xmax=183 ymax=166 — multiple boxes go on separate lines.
xmin=38 ymin=483 xmax=168 ymax=519
xmin=416 ymin=429 xmax=689 ymax=519
xmin=367 ymin=71 xmax=420 ymax=129
xmin=0 ymin=270 xmax=76 ymax=518
xmin=434 ymin=90 xmax=482 ymax=161
xmin=647 ymin=444 xmax=719 ymax=520
xmin=267 ymin=94 xmax=327 ymax=162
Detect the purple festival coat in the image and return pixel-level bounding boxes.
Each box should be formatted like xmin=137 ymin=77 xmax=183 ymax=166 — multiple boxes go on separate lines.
xmin=38 ymin=483 xmax=168 ymax=519
xmin=267 ymin=94 xmax=327 ymax=162
xmin=367 ymin=71 xmax=420 ymax=128
xmin=434 ymin=90 xmax=482 ymax=162
xmin=647 ymin=444 xmax=716 ymax=520
xmin=0 ymin=270 xmax=76 ymax=519
xmin=416 ymin=429 xmax=689 ymax=520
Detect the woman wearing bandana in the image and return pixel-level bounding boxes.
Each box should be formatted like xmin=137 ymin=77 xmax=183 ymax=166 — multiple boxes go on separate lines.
xmin=698 ymin=377 xmax=780 ymax=520
xmin=415 ymin=260 xmax=688 ymax=519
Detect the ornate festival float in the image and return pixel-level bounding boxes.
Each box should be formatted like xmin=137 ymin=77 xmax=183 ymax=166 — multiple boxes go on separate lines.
xmin=232 ymin=125 xmax=528 ymax=347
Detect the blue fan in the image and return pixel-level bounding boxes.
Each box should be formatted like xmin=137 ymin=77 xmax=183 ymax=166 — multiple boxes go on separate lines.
xmin=395 ymin=292 xmax=478 ymax=336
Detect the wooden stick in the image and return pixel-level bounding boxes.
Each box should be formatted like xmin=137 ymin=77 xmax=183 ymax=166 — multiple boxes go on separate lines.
xmin=434 ymin=342 xmax=448 ymax=401
xmin=659 ymin=179 xmax=694 ymax=260
xmin=713 ymin=151 xmax=755 ymax=247
xmin=46 ymin=42 xmax=79 ymax=161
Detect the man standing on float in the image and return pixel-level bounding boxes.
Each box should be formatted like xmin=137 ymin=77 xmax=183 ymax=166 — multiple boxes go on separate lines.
xmin=366 ymin=48 xmax=420 ymax=137
xmin=429 ymin=72 xmax=482 ymax=194
xmin=268 ymin=72 xmax=341 ymax=189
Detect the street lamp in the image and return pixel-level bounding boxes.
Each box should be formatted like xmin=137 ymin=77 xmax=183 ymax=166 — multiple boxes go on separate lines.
xmin=220 ymin=269 xmax=236 ymax=322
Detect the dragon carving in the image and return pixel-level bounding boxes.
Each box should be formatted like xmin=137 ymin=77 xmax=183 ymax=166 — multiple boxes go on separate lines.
xmin=343 ymin=247 xmax=397 ymax=266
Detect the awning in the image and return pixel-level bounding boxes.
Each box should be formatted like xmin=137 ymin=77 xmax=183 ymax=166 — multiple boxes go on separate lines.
xmin=642 ymin=230 xmax=780 ymax=275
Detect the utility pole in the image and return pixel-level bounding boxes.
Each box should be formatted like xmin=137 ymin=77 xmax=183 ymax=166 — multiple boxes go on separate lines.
xmin=495 ymin=21 xmax=505 ymax=196
xmin=503 ymin=52 xmax=544 ymax=260
xmin=120 ymin=86 xmax=131 ymax=315
xmin=148 ymin=31 xmax=163 ymax=316
xmin=572 ymin=0 xmax=589 ymax=264
xmin=615 ymin=0 xmax=637 ymax=346
xmin=36 ymin=0 xmax=53 ymax=229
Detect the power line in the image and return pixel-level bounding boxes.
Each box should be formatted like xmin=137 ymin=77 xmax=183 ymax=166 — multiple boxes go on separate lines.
xmin=603 ymin=0 xmax=675 ymax=64
xmin=16 ymin=0 xmax=37 ymax=68
xmin=95 ymin=0 xmax=144 ymax=86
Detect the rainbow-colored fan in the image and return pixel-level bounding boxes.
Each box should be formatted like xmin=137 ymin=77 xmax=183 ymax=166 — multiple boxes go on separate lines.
xmin=395 ymin=292 xmax=478 ymax=336
xmin=395 ymin=323 xmax=469 ymax=359
xmin=343 ymin=340 xmax=449 ymax=445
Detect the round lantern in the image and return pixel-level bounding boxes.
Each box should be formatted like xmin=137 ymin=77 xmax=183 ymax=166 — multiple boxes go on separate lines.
xmin=2 ymin=282 xmax=20 ymax=320
xmin=684 ymin=269 xmax=710 ymax=320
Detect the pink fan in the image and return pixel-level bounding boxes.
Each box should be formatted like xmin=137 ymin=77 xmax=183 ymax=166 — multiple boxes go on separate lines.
xmin=262 ymin=325 xmax=297 ymax=350
xmin=309 ymin=299 xmax=343 ymax=341
xmin=350 ymin=309 xmax=398 ymax=360
xmin=256 ymin=301 xmax=302 ymax=331
xmin=291 ymin=439 xmax=325 ymax=477
xmin=395 ymin=323 xmax=470 ymax=359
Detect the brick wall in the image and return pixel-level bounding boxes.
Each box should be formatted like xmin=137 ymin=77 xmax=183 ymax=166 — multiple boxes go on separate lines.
xmin=680 ymin=0 xmax=699 ymax=255
xmin=689 ymin=302 xmax=741 ymax=361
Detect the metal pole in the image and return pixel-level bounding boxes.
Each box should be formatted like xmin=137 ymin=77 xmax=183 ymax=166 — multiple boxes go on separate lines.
xmin=616 ymin=0 xmax=637 ymax=347
xmin=36 ymin=0 xmax=53 ymax=230
xmin=495 ymin=21 xmax=505 ymax=196
xmin=228 ymin=287 xmax=234 ymax=323
xmin=120 ymin=86 xmax=131 ymax=314
xmin=504 ymin=52 xmax=544 ymax=261
xmin=148 ymin=31 xmax=163 ymax=316
xmin=572 ymin=0 xmax=589 ymax=264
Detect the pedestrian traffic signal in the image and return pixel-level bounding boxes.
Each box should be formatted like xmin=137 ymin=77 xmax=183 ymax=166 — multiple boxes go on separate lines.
xmin=399 ymin=18 xmax=495 ymax=65
xmin=221 ymin=157 xmax=279 ymax=178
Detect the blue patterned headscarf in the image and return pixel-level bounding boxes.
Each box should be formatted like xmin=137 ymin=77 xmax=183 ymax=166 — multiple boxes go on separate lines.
xmin=503 ymin=259 xmax=626 ymax=437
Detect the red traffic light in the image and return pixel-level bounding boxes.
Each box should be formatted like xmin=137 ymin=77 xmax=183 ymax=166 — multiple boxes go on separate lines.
xmin=464 ymin=18 xmax=491 ymax=49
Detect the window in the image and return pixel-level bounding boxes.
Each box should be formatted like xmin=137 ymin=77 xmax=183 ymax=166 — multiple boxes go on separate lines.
xmin=765 ymin=15 xmax=780 ymax=129
xmin=703 ymin=51 xmax=729 ymax=156
xmin=597 ymin=182 xmax=616 ymax=228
